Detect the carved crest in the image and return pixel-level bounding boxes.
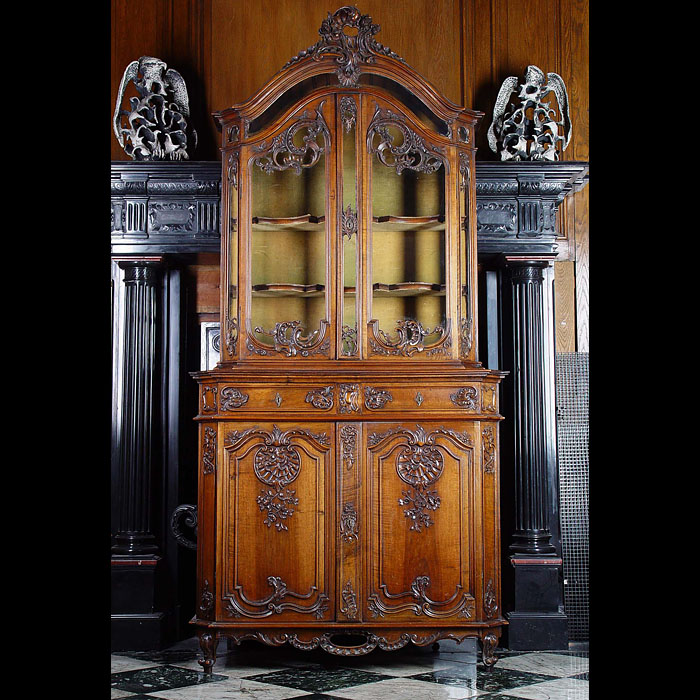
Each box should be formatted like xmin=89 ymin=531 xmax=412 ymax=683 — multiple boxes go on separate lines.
xmin=282 ymin=6 xmax=406 ymax=87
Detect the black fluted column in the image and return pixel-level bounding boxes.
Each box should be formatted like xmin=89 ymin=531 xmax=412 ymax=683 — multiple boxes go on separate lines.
xmin=500 ymin=256 xmax=566 ymax=650
xmin=113 ymin=260 xmax=163 ymax=555
xmin=111 ymin=258 xmax=170 ymax=650
xmin=507 ymin=261 xmax=557 ymax=556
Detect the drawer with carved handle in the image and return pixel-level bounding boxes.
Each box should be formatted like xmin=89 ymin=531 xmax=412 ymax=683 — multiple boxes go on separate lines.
xmin=360 ymin=383 xmax=499 ymax=414
xmin=201 ymin=384 xmax=340 ymax=414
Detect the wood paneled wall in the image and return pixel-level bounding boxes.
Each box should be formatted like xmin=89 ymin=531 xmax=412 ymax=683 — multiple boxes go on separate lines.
xmin=111 ymin=0 xmax=589 ymax=351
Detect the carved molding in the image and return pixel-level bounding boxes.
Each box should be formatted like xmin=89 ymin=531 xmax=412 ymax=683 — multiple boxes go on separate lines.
xmin=367 ymin=105 xmax=447 ymax=175
xmin=225 ymin=630 xmax=475 ymax=656
xmin=305 ymin=386 xmax=334 ymax=410
xmin=253 ymin=103 xmax=329 ymax=174
xmin=282 ymin=6 xmax=406 ymax=87
xmin=220 ymin=386 xmax=249 ymax=410
xmin=201 ymin=386 xmax=217 ymax=413
xmin=202 ymin=426 xmax=216 ymax=475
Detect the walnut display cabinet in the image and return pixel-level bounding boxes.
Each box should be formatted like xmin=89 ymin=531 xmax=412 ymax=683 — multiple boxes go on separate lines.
xmin=191 ymin=5 xmax=506 ymax=671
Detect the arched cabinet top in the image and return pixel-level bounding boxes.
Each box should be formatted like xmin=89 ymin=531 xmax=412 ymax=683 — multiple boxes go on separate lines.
xmin=213 ymin=5 xmax=482 ymax=133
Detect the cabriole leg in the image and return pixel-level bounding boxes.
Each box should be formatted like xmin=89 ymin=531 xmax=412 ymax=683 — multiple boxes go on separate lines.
xmin=198 ymin=630 xmax=218 ymax=674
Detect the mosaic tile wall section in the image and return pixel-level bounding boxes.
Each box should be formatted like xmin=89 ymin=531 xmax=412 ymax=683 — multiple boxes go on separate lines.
xmin=555 ymin=351 xmax=590 ymax=642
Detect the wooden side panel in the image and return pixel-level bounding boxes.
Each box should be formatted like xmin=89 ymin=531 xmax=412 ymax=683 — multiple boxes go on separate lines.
xmin=219 ymin=423 xmax=334 ymax=622
xmin=364 ymin=422 xmax=477 ymax=622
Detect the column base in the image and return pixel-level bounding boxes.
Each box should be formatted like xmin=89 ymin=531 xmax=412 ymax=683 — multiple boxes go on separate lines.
xmin=506 ymin=611 xmax=568 ymax=650
xmin=505 ymin=557 xmax=568 ymax=650
xmin=111 ymin=613 xmax=172 ymax=651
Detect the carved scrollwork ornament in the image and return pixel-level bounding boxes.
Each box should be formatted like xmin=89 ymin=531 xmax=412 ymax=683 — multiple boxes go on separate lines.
xmin=371 ymin=319 xmax=450 ymax=357
xmin=253 ymin=103 xmax=330 ymax=174
xmin=487 ymin=65 xmax=572 ymax=161
xmin=341 ymin=204 xmax=358 ymax=240
xmin=364 ymin=385 xmax=393 ymax=409
xmin=367 ymin=106 xmax=447 ymax=175
xmin=340 ymin=502 xmax=359 ymax=542
xmin=253 ymin=320 xmax=331 ymax=357
xmin=198 ymin=579 xmax=214 ymax=617
xmin=339 ymin=384 xmax=360 ymax=413
xmin=220 ymin=386 xmax=249 ymax=410
xmin=225 ymin=575 xmax=329 ymax=619
xmin=170 ymin=504 xmax=198 ymax=550
xmin=113 ymin=56 xmax=197 ymax=160
xmin=305 ymin=386 xmax=334 ymax=410
xmin=340 ymin=95 xmax=357 ymax=131
xmin=202 ymin=427 xmax=216 ymax=475
xmin=283 ymin=6 xmax=406 ymax=87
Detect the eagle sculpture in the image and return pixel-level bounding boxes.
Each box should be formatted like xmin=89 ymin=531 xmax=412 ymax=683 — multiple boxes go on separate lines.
xmin=113 ymin=56 xmax=197 ymax=160
xmin=487 ymin=65 xmax=571 ymax=161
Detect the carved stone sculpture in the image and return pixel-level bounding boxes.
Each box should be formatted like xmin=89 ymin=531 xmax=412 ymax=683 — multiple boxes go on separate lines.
xmin=487 ymin=65 xmax=571 ymax=161
xmin=113 ymin=56 xmax=197 ymax=160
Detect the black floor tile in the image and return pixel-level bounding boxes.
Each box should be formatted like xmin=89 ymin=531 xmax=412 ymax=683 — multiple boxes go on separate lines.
xmin=110 ymin=664 xmax=227 ymax=693
xmin=475 ymin=666 xmax=558 ymax=693
xmin=246 ymin=666 xmax=393 ymax=693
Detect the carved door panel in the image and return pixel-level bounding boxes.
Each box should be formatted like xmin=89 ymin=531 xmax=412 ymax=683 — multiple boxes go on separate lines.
xmin=365 ymin=422 xmax=477 ymax=622
xmin=220 ymin=423 xmax=334 ymax=622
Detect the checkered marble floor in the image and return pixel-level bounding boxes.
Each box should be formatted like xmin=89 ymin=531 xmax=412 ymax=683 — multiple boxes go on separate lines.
xmin=112 ymin=636 xmax=589 ymax=699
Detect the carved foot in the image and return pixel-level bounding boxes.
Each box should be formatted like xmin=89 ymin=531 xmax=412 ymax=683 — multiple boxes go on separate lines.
xmin=432 ymin=642 xmax=440 ymax=651
xmin=198 ymin=631 xmax=218 ymax=674
xmin=481 ymin=633 xmax=498 ymax=669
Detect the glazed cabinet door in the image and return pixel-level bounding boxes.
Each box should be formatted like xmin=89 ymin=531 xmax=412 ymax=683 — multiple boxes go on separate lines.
xmin=364 ymin=422 xmax=478 ymax=622
xmin=218 ymin=423 xmax=335 ymax=622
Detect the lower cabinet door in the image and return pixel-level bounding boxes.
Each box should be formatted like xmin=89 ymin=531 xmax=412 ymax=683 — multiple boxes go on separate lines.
xmin=220 ymin=422 xmax=334 ymax=622
xmin=365 ymin=422 xmax=478 ymax=622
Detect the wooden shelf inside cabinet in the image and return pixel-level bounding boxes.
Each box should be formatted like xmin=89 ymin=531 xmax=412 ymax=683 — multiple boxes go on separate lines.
xmin=372 ymin=282 xmax=445 ymax=296
xmin=372 ymin=214 xmax=445 ymax=232
xmin=251 ymin=214 xmax=326 ymax=231
xmin=251 ymin=283 xmax=326 ymax=297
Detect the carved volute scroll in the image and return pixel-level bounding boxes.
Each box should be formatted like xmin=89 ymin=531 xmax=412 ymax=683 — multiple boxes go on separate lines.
xmin=282 ymin=6 xmax=406 ymax=87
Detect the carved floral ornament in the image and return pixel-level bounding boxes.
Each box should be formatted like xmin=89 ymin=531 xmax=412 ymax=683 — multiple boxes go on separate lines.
xmin=225 ymin=425 xmax=330 ymax=532
xmin=368 ymin=425 xmax=473 ymax=533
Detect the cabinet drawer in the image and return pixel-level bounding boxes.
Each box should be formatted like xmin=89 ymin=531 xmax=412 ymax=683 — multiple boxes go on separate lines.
xmin=201 ymin=383 xmax=338 ymax=414
xmin=361 ymin=383 xmax=499 ymax=414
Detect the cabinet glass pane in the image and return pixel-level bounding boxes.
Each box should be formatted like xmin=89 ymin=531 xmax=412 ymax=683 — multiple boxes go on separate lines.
xmin=341 ymin=96 xmax=358 ymax=357
xmin=369 ymin=115 xmax=447 ymax=350
xmin=248 ymin=106 xmax=329 ymax=352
